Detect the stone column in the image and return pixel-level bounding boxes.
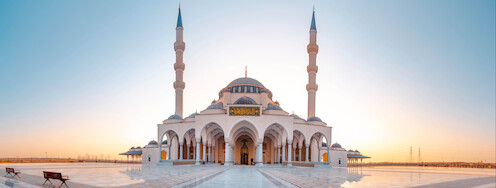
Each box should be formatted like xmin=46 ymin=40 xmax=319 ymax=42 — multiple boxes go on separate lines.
xmin=327 ymin=147 xmax=330 ymax=165
xmin=186 ymin=144 xmax=190 ymax=160
xmin=299 ymin=146 xmax=302 ymax=161
xmin=277 ymin=147 xmax=281 ymax=163
xmin=195 ymin=139 xmax=201 ymax=165
xmin=158 ymin=145 xmax=162 ymax=161
xmin=287 ymin=140 xmax=292 ymax=166
xmin=208 ymin=145 xmax=211 ymax=163
xmin=282 ymin=145 xmax=286 ymax=162
xmin=224 ymin=139 xmax=233 ymax=165
xmin=212 ymin=146 xmax=215 ymax=163
xmin=203 ymin=144 xmax=207 ymax=163
xmin=168 ymin=145 xmax=171 ymax=160
xmin=179 ymin=142 xmax=184 ymax=160
xmin=305 ymin=144 xmax=310 ymax=162
xmin=256 ymin=142 xmax=263 ymax=166
xmin=274 ymin=148 xmax=277 ymax=164
xmin=318 ymin=146 xmax=321 ymax=162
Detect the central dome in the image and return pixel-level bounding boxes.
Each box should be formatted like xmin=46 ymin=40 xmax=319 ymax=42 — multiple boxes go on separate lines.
xmin=219 ymin=77 xmax=273 ymax=99
xmin=227 ymin=77 xmax=265 ymax=87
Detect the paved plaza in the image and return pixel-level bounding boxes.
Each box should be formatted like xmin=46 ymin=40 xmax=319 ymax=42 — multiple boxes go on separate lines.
xmin=0 ymin=163 xmax=495 ymax=188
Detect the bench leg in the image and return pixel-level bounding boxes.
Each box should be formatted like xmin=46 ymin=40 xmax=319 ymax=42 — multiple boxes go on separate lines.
xmin=59 ymin=181 xmax=68 ymax=188
xmin=14 ymin=173 xmax=20 ymax=178
xmin=43 ymin=178 xmax=52 ymax=185
xmin=5 ymin=172 xmax=11 ymax=177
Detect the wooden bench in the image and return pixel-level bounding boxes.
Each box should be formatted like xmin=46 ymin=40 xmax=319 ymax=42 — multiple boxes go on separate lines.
xmin=43 ymin=171 xmax=70 ymax=187
xmin=5 ymin=168 xmax=20 ymax=177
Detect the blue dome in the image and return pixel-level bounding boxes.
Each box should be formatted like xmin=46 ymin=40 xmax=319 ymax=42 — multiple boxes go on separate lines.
xmin=308 ymin=116 xmax=322 ymax=122
xmin=290 ymin=114 xmax=303 ymax=119
xmin=207 ymin=104 xmax=223 ymax=109
xmin=148 ymin=140 xmax=158 ymax=145
xmin=331 ymin=143 xmax=342 ymax=148
xmin=168 ymin=114 xmax=182 ymax=120
xmin=228 ymin=77 xmax=264 ymax=87
xmin=234 ymin=97 xmax=257 ymax=105
xmin=187 ymin=112 xmax=200 ymax=118
xmin=162 ymin=140 xmax=168 ymax=145
xmin=219 ymin=77 xmax=272 ymax=100
xmin=130 ymin=147 xmax=135 ymax=149
xmin=322 ymin=143 xmax=328 ymax=147
xmin=136 ymin=146 xmax=142 ymax=149
xmin=265 ymin=103 xmax=282 ymax=110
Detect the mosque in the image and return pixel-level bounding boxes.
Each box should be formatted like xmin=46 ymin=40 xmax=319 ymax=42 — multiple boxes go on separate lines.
xmin=120 ymin=7 xmax=369 ymax=167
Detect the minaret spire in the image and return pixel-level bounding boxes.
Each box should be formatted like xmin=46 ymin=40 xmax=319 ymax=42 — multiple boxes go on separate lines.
xmin=306 ymin=8 xmax=319 ymax=119
xmin=173 ymin=5 xmax=186 ymax=118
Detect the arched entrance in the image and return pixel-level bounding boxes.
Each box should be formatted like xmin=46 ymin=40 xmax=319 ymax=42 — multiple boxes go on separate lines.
xmin=229 ymin=120 xmax=258 ymax=165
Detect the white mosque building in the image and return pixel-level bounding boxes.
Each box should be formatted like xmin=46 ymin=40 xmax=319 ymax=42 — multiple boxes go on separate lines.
xmin=121 ymin=7 xmax=369 ymax=167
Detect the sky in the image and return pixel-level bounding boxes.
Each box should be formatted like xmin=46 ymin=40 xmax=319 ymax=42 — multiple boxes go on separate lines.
xmin=0 ymin=0 xmax=494 ymax=163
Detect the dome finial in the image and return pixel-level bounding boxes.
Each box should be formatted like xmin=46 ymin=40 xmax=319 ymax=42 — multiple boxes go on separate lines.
xmin=245 ymin=66 xmax=247 ymax=78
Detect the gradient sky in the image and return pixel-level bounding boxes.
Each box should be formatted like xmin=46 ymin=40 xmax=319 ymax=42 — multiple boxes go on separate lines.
xmin=0 ymin=0 xmax=494 ymax=162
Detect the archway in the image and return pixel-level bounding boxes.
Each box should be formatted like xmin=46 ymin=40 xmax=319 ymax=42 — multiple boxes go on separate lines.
xmin=160 ymin=130 xmax=179 ymax=160
xmin=263 ymin=123 xmax=287 ymax=164
xmin=230 ymin=120 xmax=258 ymax=165
xmin=200 ymin=122 xmax=225 ymax=164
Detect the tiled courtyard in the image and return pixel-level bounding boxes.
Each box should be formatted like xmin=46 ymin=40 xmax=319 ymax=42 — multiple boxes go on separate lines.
xmin=0 ymin=163 xmax=495 ymax=188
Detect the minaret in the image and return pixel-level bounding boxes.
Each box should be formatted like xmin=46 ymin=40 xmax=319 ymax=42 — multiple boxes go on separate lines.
xmin=306 ymin=8 xmax=319 ymax=119
xmin=173 ymin=5 xmax=185 ymax=118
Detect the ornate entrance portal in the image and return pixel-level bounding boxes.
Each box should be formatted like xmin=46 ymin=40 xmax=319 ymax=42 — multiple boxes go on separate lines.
xmin=240 ymin=140 xmax=249 ymax=165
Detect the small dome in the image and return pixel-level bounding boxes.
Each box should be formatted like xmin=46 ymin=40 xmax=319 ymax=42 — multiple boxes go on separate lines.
xmin=322 ymin=143 xmax=328 ymax=147
xmin=308 ymin=116 xmax=322 ymax=122
xmin=168 ymin=114 xmax=182 ymax=120
xmin=162 ymin=140 xmax=168 ymax=145
xmin=207 ymin=103 xmax=223 ymax=109
xmin=136 ymin=146 xmax=142 ymax=149
xmin=331 ymin=143 xmax=342 ymax=148
xmin=130 ymin=147 xmax=135 ymax=150
xmin=234 ymin=97 xmax=257 ymax=105
xmin=274 ymin=101 xmax=280 ymax=105
xmin=187 ymin=112 xmax=200 ymax=118
xmin=265 ymin=103 xmax=282 ymax=110
xmin=227 ymin=77 xmax=265 ymax=87
xmin=148 ymin=140 xmax=158 ymax=145
xmin=355 ymin=150 xmax=359 ymax=152
xmin=290 ymin=114 xmax=303 ymax=120
xmin=348 ymin=149 xmax=353 ymax=152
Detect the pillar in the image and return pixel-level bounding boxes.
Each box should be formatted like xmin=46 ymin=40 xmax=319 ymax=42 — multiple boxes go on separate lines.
xmin=225 ymin=140 xmax=232 ymax=165
xmin=195 ymin=139 xmax=201 ymax=165
xmin=305 ymin=144 xmax=309 ymax=162
xmin=287 ymin=140 xmax=292 ymax=166
xmin=186 ymin=144 xmax=190 ymax=160
xmin=277 ymin=147 xmax=281 ymax=163
xmin=256 ymin=142 xmax=263 ymax=166
xmin=203 ymin=144 xmax=206 ymax=163
xmin=274 ymin=148 xmax=277 ymax=164
xmin=208 ymin=145 xmax=211 ymax=163
xmin=317 ymin=146 xmax=320 ymax=162
xmin=327 ymin=147 xmax=330 ymax=165
xmin=179 ymin=142 xmax=184 ymax=160
xmin=299 ymin=146 xmax=302 ymax=161
xmin=282 ymin=145 xmax=286 ymax=162
xmin=212 ymin=146 xmax=215 ymax=163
